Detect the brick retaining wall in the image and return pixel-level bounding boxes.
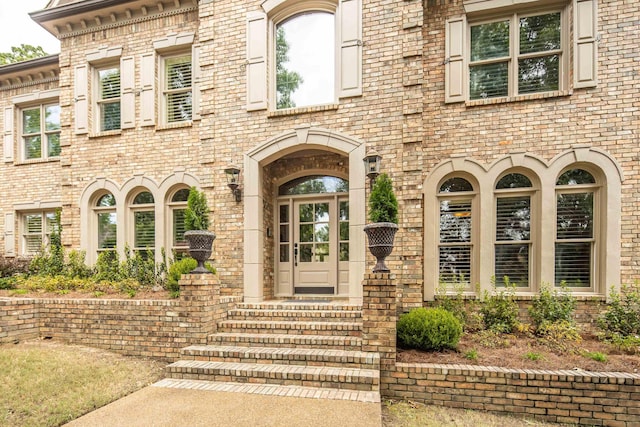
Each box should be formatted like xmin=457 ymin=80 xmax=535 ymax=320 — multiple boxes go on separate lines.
xmin=384 ymin=363 xmax=640 ymax=426
xmin=0 ymin=298 xmax=39 ymax=343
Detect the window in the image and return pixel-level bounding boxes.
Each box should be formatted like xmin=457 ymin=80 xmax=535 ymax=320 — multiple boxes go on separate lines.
xmin=469 ymin=11 xmax=562 ymax=100
xmin=169 ymin=188 xmax=189 ymax=256
xmin=555 ymin=169 xmax=596 ymax=289
xmin=494 ymin=173 xmax=533 ymax=287
xmin=131 ymin=191 xmax=155 ymax=254
xmin=438 ymin=177 xmax=475 ymax=287
xmin=95 ymin=193 xmax=117 ymax=253
xmin=96 ymin=65 xmax=121 ymax=131
xmin=21 ymin=104 xmax=60 ymax=160
xmin=162 ymin=54 xmax=192 ymax=123
xmin=444 ymin=0 xmax=598 ymax=103
xmin=275 ymin=12 xmax=335 ymax=109
xmin=21 ymin=211 xmax=57 ymax=255
xmin=245 ymin=0 xmax=362 ymax=111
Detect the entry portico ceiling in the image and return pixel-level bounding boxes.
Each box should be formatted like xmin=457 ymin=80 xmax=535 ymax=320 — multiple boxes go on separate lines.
xmin=30 ymin=0 xmax=198 ymax=39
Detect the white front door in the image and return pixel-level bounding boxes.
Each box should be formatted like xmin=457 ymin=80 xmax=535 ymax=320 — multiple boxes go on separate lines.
xmin=277 ymin=195 xmax=349 ymax=296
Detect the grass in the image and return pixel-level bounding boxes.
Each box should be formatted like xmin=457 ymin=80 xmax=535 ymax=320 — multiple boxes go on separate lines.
xmin=524 ymin=351 xmax=543 ymax=361
xmin=0 ymin=340 xmax=164 ymax=427
xmin=582 ymin=351 xmax=608 ymax=363
xmin=383 ymin=400 xmax=565 ymax=427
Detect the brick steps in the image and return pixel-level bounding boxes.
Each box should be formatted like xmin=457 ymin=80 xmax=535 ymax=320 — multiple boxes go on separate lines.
xmin=181 ymin=345 xmax=379 ymax=369
xmin=167 ymin=301 xmax=380 ymax=402
xmin=165 ymin=360 xmax=379 ymax=391
xmin=217 ymin=320 xmax=362 ymax=336
xmin=227 ymin=308 xmax=362 ymax=322
xmin=208 ymin=332 xmax=363 ymax=350
xmin=153 ymin=378 xmax=380 ymax=403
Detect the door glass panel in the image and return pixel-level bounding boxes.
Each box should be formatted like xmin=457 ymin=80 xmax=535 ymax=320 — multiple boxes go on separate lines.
xmin=340 ymin=222 xmax=349 ymax=241
xmin=314 ymin=223 xmax=329 ymax=242
xmin=280 ymin=225 xmax=289 ymax=242
xmin=279 ymin=204 xmax=289 ymax=223
xmin=299 ymin=244 xmax=313 ymax=262
xmin=299 ymin=203 xmax=313 ymax=222
xmin=340 ymin=243 xmax=349 ymax=262
xmin=339 ymin=201 xmax=349 ymax=220
xmin=315 ymin=244 xmax=329 ymax=262
xmin=279 ymin=244 xmax=289 ymax=262
xmin=315 ymin=203 xmax=329 ymax=222
xmin=299 ymin=224 xmax=313 ymax=242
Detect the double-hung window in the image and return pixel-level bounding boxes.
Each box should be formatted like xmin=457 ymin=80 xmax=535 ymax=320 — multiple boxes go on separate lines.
xmin=494 ymin=173 xmax=533 ymax=288
xmin=438 ymin=177 xmax=475 ymax=288
xmin=21 ymin=104 xmax=61 ymax=160
xmin=168 ymin=188 xmax=189 ymax=257
xmin=95 ymin=193 xmax=117 ymax=254
xmin=21 ymin=211 xmax=57 ymax=255
xmin=469 ymin=11 xmax=563 ymax=100
xmin=96 ymin=65 xmax=121 ymax=132
xmin=131 ymin=191 xmax=155 ymax=255
xmin=555 ymin=169 xmax=596 ymax=289
xmin=162 ymin=54 xmax=192 ymax=123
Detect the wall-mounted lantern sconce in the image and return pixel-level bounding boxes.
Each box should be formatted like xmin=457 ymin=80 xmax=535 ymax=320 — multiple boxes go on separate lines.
xmin=363 ymin=150 xmax=382 ymax=189
xmin=224 ymin=165 xmax=242 ymax=202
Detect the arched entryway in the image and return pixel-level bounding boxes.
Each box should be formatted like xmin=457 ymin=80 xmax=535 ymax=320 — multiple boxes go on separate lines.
xmin=243 ymin=126 xmax=366 ymax=303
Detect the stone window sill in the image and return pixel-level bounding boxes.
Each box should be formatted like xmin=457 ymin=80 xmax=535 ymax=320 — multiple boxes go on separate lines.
xmin=465 ymin=90 xmax=572 ymax=107
xmin=268 ymin=103 xmax=339 ymax=118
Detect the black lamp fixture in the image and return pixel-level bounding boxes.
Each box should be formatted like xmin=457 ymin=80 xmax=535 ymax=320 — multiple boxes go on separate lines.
xmin=224 ymin=165 xmax=242 ymax=202
xmin=363 ymin=149 xmax=382 ymax=189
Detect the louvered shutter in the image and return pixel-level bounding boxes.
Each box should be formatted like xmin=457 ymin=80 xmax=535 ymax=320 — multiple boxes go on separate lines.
xmin=74 ymin=64 xmax=89 ymax=134
xmin=246 ymin=12 xmax=267 ymax=111
xmin=120 ymin=56 xmax=135 ymax=129
xmin=574 ymin=0 xmax=598 ymax=88
xmin=338 ymin=0 xmax=362 ymax=98
xmin=3 ymin=107 xmax=13 ymax=162
xmin=4 ymin=213 xmax=15 ymax=256
xmin=445 ymin=16 xmax=466 ymax=103
xmin=140 ymin=53 xmax=156 ymax=126
xmin=192 ymin=45 xmax=201 ymax=120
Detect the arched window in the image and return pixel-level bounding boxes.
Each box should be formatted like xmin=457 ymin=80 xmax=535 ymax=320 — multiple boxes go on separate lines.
xmin=95 ymin=193 xmax=117 ymax=254
xmin=555 ymin=169 xmax=596 ymax=289
xmin=438 ymin=177 xmax=475 ymax=287
xmin=279 ymin=176 xmax=348 ymax=195
xmin=275 ymin=12 xmax=335 ymax=109
xmin=168 ymin=188 xmax=190 ymax=257
xmin=131 ymin=190 xmax=155 ymax=254
xmin=494 ymin=173 xmax=533 ymax=288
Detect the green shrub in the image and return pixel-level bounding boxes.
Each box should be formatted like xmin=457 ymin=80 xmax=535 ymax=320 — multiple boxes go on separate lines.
xmin=529 ymin=283 xmax=577 ymax=331
xmin=464 ymin=349 xmax=478 ymax=360
xmin=64 ymin=250 xmax=92 ymax=279
xmin=397 ymin=307 xmax=462 ymax=351
xmin=606 ymin=334 xmax=640 ymax=355
xmin=0 ymin=277 xmax=17 ymax=290
xmin=598 ymin=283 xmax=640 ymax=338
xmin=524 ymin=351 xmax=543 ymax=361
xmin=368 ymin=173 xmax=398 ymax=224
xmin=537 ymin=320 xmax=582 ymax=352
xmin=582 ymin=351 xmax=607 ymax=363
xmin=480 ymin=281 xmax=519 ymax=333
xmin=167 ymin=257 xmax=215 ymax=297
xmin=94 ymin=250 xmax=122 ymax=282
xmin=184 ymin=187 xmax=210 ymax=231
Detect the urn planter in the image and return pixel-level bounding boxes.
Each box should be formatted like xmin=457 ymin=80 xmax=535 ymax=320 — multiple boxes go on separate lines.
xmin=184 ymin=230 xmax=215 ymax=273
xmin=363 ymin=222 xmax=398 ymax=273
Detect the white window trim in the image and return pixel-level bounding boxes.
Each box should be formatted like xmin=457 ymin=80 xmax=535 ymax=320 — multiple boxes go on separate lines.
xmin=128 ymin=190 xmax=156 ymax=254
xmin=467 ymin=7 xmax=568 ymax=100
xmin=18 ymin=102 xmax=61 ymax=161
xmin=159 ymin=51 xmax=193 ymax=125
xmin=94 ymin=192 xmax=117 ymax=255
xmin=423 ymin=148 xmax=622 ymax=301
xmin=166 ymin=187 xmax=189 ymax=256
xmin=19 ymin=209 xmax=57 ymax=256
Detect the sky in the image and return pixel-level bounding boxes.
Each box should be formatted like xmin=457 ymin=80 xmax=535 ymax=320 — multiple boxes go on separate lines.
xmin=0 ymin=1 xmax=60 ymax=55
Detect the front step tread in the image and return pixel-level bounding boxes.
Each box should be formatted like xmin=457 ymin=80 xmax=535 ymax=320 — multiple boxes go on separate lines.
xmin=182 ymin=345 xmax=379 ymax=367
xmin=208 ymin=333 xmax=362 ymax=349
xmin=154 ymin=378 xmax=380 ymax=403
xmin=218 ymin=320 xmax=361 ymax=331
xmin=228 ymin=308 xmax=362 ymax=319
xmin=167 ymin=360 xmax=379 ymax=385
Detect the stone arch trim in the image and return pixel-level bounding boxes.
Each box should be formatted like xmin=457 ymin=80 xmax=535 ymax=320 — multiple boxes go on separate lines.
xmin=244 ymin=126 xmax=366 ymax=303
xmin=423 ymin=148 xmax=623 ymax=301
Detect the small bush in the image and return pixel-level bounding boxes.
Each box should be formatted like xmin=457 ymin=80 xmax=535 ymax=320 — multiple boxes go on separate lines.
xmin=524 ymin=351 xmax=543 ymax=361
xmin=529 ymin=283 xmax=576 ymax=331
xmin=0 ymin=277 xmax=17 ymax=290
xmin=537 ymin=320 xmax=582 ymax=352
xmin=167 ymin=257 xmax=215 ymax=297
xmin=476 ymin=329 xmax=513 ymax=348
xmin=368 ymin=173 xmax=398 ymax=224
xmin=480 ymin=281 xmax=519 ymax=333
xmin=0 ymin=255 xmax=30 ymax=277
xmin=606 ymin=334 xmax=640 ymax=355
xmin=582 ymin=351 xmax=607 ymax=363
xmin=397 ymin=307 xmax=462 ymax=351
xmin=464 ymin=349 xmax=478 ymax=360
xmin=185 ymin=187 xmax=210 ymax=231
xmin=598 ymin=283 xmax=640 ymax=338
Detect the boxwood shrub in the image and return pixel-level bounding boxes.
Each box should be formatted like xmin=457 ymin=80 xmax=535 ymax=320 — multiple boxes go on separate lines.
xmin=397 ymin=307 xmax=462 ymax=351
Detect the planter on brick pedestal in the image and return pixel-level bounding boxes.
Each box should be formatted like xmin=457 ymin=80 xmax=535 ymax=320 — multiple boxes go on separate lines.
xmin=365 ymin=173 xmax=399 ymax=273
xmin=184 ymin=230 xmax=215 ymax=273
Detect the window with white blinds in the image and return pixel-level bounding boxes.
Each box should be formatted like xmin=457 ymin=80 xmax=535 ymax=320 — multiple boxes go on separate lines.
xmin=438 ymin=177 xmax=474 ymax=287
xmin=163 ymin=54 xmax=192 ymax=123
xmin=21 ymin=104 xmax=61 ymax=160
xmin=21 ymin=211 xmax=56 ymax=255
xmin=169 ymin=188 xmax=189 ymax=257
xmin=494 ymin=173 xmax=533 ymax=288
xmin=97 ymin=66 xmax=121 ymax=131
xmin=555 ymin=169 xmax=596 ymax=288
xmin=95 ymin=193 xmax=117 ymax=253
xmin=131 ymin=191 xmax=155 ymax=253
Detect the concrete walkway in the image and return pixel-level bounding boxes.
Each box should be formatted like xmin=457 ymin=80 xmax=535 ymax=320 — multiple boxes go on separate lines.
xmin=65 ymin=382 xmax=382 ymax=427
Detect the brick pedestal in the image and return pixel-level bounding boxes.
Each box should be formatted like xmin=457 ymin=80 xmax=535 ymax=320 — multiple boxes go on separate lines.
xmin=179 ymin=273 xmax=221 ymax=344
xmin=362 ymin=272 xmax=397 ymax=392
